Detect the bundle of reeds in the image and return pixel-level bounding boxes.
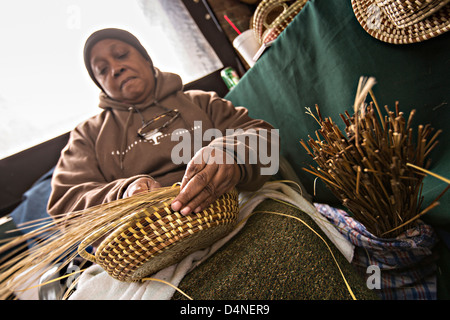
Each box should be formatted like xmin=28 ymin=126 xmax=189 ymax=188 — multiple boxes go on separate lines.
xmin=300 ymin=77 xmax=448 ymax=238
xmin=0 ymin=185 xmax=239 ymax=299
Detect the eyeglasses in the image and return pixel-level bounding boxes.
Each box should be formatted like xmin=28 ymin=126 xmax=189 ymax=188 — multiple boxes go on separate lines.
xmin=137 ymin=109 xmax=180 ymax=141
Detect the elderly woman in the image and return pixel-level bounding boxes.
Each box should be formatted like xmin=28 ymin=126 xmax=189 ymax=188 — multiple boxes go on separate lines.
xmin=47 ymin=28 xmax=276 ymax=219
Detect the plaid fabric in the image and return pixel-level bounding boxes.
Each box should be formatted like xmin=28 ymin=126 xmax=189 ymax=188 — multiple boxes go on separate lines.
xmin=315 ymin=203 xmax=438 ymax=300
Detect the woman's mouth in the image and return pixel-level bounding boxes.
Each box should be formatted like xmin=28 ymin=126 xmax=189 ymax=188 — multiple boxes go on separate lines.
xmin=120 ymin=77 xmax=137 ymax=90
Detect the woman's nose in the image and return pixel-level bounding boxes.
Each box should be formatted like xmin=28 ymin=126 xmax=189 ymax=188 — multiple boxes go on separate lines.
xmin=111 ymin=63 xmax=125 ymax=78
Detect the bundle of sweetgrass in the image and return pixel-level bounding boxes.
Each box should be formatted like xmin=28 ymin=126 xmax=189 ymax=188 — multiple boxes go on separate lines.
xmin=300 ymin=77 xmax=448 ymax=238
xmin=0 ymin=186 xmax=181 ymax=300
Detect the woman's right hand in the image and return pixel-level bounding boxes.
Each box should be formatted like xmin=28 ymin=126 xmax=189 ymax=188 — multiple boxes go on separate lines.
xmin=123 ymin=177 xmax=161 ymax=198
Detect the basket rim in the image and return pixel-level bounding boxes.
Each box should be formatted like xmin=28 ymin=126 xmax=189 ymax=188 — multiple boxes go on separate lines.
xmin=105 ymin=215 xmax=237 ymax=281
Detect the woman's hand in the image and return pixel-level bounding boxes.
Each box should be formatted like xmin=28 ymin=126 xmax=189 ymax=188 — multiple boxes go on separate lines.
xmin=171 ymin=147 xmax=241 ymax=216
xmin=123 ymin=177 xmax=161 ymax=198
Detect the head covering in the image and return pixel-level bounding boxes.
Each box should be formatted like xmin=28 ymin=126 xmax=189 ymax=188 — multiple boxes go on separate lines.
xmin=83 ymin=28 xmax=154 ymax=90
xmin=352 ymin=0 xmax=450 ymax=44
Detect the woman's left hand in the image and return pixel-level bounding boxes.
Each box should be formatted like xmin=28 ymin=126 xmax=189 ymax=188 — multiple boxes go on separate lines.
xmin=171 ymin=147 xmax=241 ymax=216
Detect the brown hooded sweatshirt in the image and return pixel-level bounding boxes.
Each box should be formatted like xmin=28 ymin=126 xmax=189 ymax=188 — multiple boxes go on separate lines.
xmin=47 ymin=69 xmax=277 ymax=216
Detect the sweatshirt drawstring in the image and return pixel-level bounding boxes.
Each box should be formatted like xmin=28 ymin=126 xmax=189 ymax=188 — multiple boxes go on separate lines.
xmin=120 ymin=106 xmax=135 ymax=170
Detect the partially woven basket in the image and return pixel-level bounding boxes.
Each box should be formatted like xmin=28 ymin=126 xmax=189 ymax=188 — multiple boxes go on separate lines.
xmin=78 ymin=189 xmax=239 ymax=282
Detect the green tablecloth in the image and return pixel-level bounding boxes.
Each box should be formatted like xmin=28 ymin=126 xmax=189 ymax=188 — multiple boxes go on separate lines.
xmin=226 ymin=0 xmax=450 ymax=298
xmin=226 ymin=0 xmax=449 ymax=224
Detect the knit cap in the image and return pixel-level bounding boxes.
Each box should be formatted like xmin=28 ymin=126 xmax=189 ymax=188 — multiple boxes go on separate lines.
xmin=83 ymin=28 xmax=154 ymax=91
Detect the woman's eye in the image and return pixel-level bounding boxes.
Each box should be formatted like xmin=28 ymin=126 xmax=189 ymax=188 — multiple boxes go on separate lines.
xmin=118 ymin=52 xmax=129 ymax=59
xmin=98 ymin=67 xmax=107 ymax=75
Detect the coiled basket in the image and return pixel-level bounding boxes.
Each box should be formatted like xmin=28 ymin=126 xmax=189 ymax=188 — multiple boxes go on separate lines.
xmin=78 ymin=189 xmax=239 ymax=282
xmin=252 ymin=0 xmax=307 ymax=44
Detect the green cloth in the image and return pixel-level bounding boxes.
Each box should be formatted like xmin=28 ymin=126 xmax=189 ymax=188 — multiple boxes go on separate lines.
xmin=226 ymin=0 xmax=450 ymax=227
xmin=174 ymin=199 xmax=378 ymax=300
xmin=225 ymin=0 xmax=450 ymax=299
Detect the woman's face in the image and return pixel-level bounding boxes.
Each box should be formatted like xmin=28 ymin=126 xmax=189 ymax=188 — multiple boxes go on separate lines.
xmin=89 ymin=39 xmax=155 ymax=104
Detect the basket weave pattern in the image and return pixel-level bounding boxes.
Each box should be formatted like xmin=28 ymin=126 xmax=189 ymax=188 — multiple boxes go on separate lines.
xmin=352 ymin=0 xmax=450 ymax=44
xmin=79 ymin=190 xmax=239 ymax=282
xmin=252 ymin=0 xmax=307 ymax=44
xmin=375 ymin=0 xmax=450 ymax=28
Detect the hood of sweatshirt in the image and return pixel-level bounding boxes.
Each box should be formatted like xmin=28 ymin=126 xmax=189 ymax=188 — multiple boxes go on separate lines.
xmin=96 ymin=68 xmax=184 ymax=169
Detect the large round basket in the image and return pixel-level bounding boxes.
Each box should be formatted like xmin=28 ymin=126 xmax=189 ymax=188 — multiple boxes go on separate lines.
xmin=78 ymin=189 xmax=239 ymax=282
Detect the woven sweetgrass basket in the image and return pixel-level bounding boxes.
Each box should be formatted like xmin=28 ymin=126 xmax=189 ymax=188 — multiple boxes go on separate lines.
xmin=252 ymin=0 xmax=307 ymax=44
xmin=352 ymin=0 xmax=450 ymax=44
xmin=77 ymin=189 xmax=239 ymax=282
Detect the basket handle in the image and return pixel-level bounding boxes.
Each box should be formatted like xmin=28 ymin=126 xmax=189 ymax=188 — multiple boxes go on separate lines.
xmin=263 ymin=2 xmax=288 ymax=29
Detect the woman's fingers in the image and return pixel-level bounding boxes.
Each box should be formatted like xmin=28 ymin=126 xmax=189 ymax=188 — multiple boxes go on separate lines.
xmin=172 ymin=162 xmax=217 ymax=215
xmin=188 ymin=165 xmax=239 ymax=214
xmin=172 ymin=147 xmax=241 ymax=215
xmin=148 ymin=179 xmax=162 ymax=191
xmin=123 ymin=177 xmax=161 ymax=198
xmin=177 ymin=164 xmax=220 ymax=215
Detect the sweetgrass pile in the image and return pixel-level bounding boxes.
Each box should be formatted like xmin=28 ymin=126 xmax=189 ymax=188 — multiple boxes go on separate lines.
xmin=300 ymin=77 xmax=448 ymax=238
